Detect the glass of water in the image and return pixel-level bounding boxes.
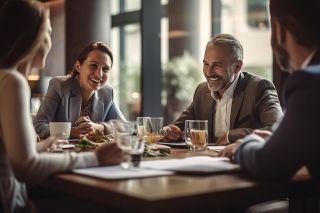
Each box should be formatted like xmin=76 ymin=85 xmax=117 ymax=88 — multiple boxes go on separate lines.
xmin=116 ymin=134 xmax=145 ymax=169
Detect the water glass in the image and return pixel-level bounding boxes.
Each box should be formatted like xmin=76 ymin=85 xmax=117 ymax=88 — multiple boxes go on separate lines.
xmin=185 ymin=120 xmax=208 ymax=151
xmin=116 ymin=134 xmax=145 ymax=169
xmin=109 ymin=119 xmax=132 ymax=136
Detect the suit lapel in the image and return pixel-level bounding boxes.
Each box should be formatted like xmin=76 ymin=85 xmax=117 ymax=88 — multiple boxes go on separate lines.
xmin=91 ymin=92 xmax=104 ymax=122
xmin=230 ymin=72 xmax=246 ymax=128
xmin=69 ymin=76 xmax=82 ymax=125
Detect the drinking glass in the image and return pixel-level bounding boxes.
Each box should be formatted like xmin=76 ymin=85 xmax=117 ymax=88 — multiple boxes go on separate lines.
xmin=136 ymin=117 xmax=151 ymax=137
xmin=143 ymin=117 xmax=164 ymax=144
xmin=116 ymin=134 xmax=145 ymax=169
xmin=185 ymin=120 xmax=208 ymax=151
xmin=109 ymin=119 xmax=132 ymax=136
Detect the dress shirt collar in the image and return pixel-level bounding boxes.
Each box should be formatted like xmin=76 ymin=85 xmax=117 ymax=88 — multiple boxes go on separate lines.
xmin=300 ymin=49 xmax=317 ymax=69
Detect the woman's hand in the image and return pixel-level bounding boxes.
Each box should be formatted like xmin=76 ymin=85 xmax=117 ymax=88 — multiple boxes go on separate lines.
xmin=95 ymin=142 xmax=128 ymax=166
xmin=36 ymin=136 xmax=69 ymax=152
xmin=73 ymin=116 xmax=104 ymax=136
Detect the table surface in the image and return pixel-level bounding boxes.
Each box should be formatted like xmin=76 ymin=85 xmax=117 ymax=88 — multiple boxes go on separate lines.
xmin=40 ymin=148 xmax=316 ymax=212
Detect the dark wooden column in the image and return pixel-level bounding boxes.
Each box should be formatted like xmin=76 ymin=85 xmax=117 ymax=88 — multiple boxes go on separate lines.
xmin=44 ymin=1 xmax=65 ymax=76
xmin=65 ymin=0 xmax=111 ymax=72
xmin=168 ymin=0 xmax=200 ymax=59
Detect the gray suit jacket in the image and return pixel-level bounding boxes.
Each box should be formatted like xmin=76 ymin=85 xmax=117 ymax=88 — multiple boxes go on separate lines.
xmin=174 ymin=72 xmax=283 ymax=144
xmin=33 ymin=75 xmax=125 ymax=138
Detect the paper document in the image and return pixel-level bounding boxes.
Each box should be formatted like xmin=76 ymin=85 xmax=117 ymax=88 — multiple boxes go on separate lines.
xmin=73 ymin=166 xmax=174 ymax=180
xmin=207 ymin=146 xmax=226 ymax=152
xmin=140 ymin=156 xmax=240 ymax=174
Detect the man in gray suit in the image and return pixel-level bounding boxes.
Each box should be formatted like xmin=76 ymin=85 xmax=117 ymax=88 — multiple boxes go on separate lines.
xmin=34 ymin=42 xmax=125 ymax=139
xmin=164 ymin=34 xmax=283 ymax=145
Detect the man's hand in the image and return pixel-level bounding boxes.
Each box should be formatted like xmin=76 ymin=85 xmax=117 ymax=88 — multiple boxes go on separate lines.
xmin=95 ymin=142 xmax=128 ymax=166
xmin=252 ymin=129 xmax=272 ymax=139
xmin=216 ymin=132 xmax=229 ymax=145
xmin=163 ymin=125 xmax=184 ymax=141
xmin=218 ymin=139 xmax=242 ymax=158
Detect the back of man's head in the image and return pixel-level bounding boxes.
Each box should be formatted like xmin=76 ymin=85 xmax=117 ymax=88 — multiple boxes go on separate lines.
xmin=270 ymin=0 xmax=320 ymax=48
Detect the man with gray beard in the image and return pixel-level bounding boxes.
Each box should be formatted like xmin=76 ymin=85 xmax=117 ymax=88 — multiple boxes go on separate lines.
xmin=164 ymin=34 xmax=283 ymax=145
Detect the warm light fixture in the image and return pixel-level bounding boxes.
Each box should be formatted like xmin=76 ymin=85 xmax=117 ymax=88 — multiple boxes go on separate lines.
xmin=27 ymin=75 xmax=40 ymax=81
xmin=131 ymin=92 xmax=140 ymax=99
xmin=167 ymin=30 xmax=189 ymax=39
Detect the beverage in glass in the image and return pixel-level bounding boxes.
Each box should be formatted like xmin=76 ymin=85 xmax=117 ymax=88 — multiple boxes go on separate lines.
xmin=143 ymin=117 xmax=164 ymax=144
xmin=185 ymin=120 xmax=208 ymax=151
xmin=136 ymin=117 xmax=151 ymax=137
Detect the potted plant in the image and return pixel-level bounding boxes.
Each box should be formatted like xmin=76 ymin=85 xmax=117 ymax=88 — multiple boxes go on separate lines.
xmin=162 ymin=51 xmax=203 ymax=123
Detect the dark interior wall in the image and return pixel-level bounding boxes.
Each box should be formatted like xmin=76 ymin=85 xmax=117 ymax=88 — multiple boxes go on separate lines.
xmin=65 ymin=0 xmax=111 ymax=73
xmin=0 ymin=0 xmax=5 ymax=8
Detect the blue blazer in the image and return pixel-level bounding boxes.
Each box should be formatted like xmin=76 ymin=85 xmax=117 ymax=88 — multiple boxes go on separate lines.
xmin=33 ymin=75 xmax=125 ymax=138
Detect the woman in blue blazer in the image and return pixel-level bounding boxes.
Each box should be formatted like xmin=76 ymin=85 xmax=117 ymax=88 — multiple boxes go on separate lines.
xmin=34 ymin=42 xmax=125 ymax=139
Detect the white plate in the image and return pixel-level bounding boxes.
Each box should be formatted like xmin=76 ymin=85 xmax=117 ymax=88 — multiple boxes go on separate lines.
xmin=157 ymin=141 xmax=187 ymax=148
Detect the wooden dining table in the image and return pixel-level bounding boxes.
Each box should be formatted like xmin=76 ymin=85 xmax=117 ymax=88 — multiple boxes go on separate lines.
xmin=39 ymin=147 xmax=318 ymax=212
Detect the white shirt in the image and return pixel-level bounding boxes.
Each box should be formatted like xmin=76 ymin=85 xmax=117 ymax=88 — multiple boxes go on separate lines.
xmin=300 ymin=49 xmax=316 ymax=69
xmin=212 ymin=74 xmax=240 ymax=138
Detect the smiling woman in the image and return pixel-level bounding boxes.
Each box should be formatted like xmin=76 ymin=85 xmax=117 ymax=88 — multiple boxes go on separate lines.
xmin=33 ymin=42 xmax=126 ymax=139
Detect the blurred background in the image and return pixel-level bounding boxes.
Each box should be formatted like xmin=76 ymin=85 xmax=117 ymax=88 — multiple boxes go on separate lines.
xmin=13 ymin=0 xmax=272 ymax=124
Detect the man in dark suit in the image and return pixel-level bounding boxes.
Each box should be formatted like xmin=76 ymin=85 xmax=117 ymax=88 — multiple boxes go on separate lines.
xmin=230 ymin=0 xmax=320 ymax=212
xmin=164 ymin=34 xmax=283 ymax=145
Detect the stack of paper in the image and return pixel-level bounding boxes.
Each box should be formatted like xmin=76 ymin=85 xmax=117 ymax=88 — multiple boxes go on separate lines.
xmin=73 ymin=156 xmax=240 ymax=180
xmin=140 ymin=156 xmax=240 ymax=174
xmin=73 ymin=166 xmax=174 ymax=180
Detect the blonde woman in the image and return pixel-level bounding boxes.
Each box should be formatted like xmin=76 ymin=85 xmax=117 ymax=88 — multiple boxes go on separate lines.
xmin=0 ymin=1 xmax=125 ymax=212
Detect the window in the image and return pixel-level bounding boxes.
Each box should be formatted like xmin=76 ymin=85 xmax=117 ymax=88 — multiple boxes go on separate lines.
xmin=247 ymin=0 xmax=269 ymax=29
xmin=110 ymin=0 xmax=272 ymax=123
xmin=111 ymin=0 xmax=141 ymax=121
xmin=221 ymin=0 xmax=272 ymax=80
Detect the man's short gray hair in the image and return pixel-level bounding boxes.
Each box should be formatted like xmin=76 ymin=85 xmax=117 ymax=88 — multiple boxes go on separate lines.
xmin=208 ymin=33 xmax=243 ymax=61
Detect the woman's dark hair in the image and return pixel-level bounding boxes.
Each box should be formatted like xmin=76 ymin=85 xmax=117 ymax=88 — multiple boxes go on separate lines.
xmin=270 ymin=0 xmax=320 ymax=48
xmin=0 ymin=0 xmax=48 ymax=68
xmin=71 ymin=42 xmax=114 ymax=75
